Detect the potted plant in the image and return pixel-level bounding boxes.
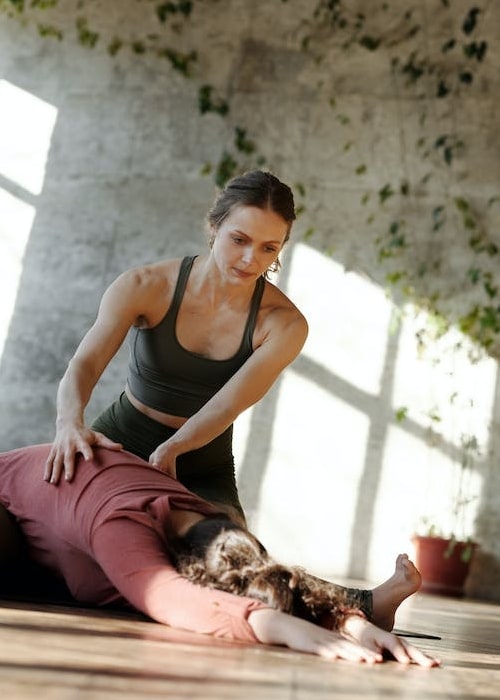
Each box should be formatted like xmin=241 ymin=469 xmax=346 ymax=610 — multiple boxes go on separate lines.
xmin=412 ymin=433 xmax=480 ymax=597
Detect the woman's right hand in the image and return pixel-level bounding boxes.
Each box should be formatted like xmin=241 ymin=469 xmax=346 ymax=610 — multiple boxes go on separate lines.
xmin=43 ymin=425 xmax=123 ymax=484
xmin=341 ymin=614 xmax=440 ymax=667
xmin=248 ymin=609 xmax=440 ymax=666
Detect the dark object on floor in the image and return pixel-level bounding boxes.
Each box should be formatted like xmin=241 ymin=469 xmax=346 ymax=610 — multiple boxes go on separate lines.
xmin=394 ymin=627 xmax=441 ymax=640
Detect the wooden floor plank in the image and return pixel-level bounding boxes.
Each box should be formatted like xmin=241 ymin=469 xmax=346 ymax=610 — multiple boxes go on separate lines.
xmin=0 ymin=592 xmax=499 ymax=699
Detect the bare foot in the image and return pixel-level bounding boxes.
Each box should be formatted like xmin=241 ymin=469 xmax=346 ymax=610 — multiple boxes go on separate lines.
xmin=371 ymin=554 xmax=422 ymax=631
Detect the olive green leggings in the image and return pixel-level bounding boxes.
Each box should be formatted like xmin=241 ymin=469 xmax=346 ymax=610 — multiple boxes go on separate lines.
xmin=92 ymin=392 xmax=244 ymax=522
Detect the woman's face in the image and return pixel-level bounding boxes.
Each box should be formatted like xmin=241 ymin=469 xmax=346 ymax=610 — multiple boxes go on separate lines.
xmin=211 ymin=205 xmax=289 ymax=284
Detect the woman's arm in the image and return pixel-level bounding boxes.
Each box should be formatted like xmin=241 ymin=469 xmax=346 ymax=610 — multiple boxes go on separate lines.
xmin=247 ymin=609 xmax=383 ymax=663
xmin=91 ymin=517 xmax=269 ymax=642
xmin=45 ymin=266 xmax=168 ymax=484
xmin=150 ymin=307 xmax=308 ymax=476
xmin=249 ymin=611 xmax=439 ymax=666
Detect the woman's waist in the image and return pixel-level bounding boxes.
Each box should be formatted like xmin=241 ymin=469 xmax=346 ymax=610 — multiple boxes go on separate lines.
xmin=125 ymin=385 xmax=187 ymax=429
xmin=97 ymin=392 xmax=234 ymax=467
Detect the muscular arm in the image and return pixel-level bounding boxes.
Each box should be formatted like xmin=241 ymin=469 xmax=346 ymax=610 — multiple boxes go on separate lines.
xmin=150 ymin=308 xmax=308 ymax=473
xmin=46 ymin=266 xmax=171 ymax=483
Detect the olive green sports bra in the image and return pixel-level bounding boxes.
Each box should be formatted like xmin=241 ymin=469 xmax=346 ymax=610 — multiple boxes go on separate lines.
xmin=127 ymin=256 xmax=265 ymax=417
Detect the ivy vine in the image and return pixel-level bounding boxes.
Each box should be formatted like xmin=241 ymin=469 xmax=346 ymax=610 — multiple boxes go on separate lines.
xmin=1 ymin=0 xmax=498 ymax=355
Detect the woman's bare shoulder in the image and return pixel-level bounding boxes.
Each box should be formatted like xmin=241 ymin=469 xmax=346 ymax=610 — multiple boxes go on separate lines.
xmin=109 ymin=258 xmax=184 ymax=327
xmin=263 ymin=279 xmax=307 ymax=318
xmin=258 ymin=280 xmax=308 ymax=340
xmin=117 ymin=258 xmax=183 ymax=293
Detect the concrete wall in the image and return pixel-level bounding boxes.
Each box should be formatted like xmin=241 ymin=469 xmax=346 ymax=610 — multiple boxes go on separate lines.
xmin=1 ymin=0 xmax=499 ymax=599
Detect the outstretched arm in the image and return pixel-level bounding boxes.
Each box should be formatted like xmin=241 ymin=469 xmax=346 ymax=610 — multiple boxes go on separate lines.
xmin=45 ymin=267 xmax=168 ymax=484
xmin=91 ymin=517 xmax=269 ymax=642
xmin=248 ymin=609 xmax=384 ymax=663
xmin=149 ymin=307 xmax=308 ymax=476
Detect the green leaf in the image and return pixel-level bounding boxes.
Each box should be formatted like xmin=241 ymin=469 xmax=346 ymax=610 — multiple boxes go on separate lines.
xmin=441 ymin=38 xmax=456 ymax=52
xmin=444 ymin=146 xmax=453 ymax=165
xmin=484 ymin=282 xmax=498 ymax=299
xmin=336 ymin=114 xmax=350 ymax=125
xmin=395 ymin=407 xmax=408 ymax=423
xmin=158 ymin=47 xmax=197 ymax=76
xmin=437 ymin=79 xmax=449 ymax=98
xmin=463 ymin=215 xmax=476 ymax=230
xmin=386 ymin=271 xmax=405 ymax=285
xmin=76 ymin=17 xmax=99 ymax=48
xmin=462 ymin=8 xmax=481 ymax=36
xmin=132 ymin=41 xmax=146 ymax=54
xmin=215 ymin=152 xmax=238 ymax=188
xmin=37 ymin=23 xmax=63 ymax=40
xmin=234 ymin=127 xmax=255 ymax=154
xmin=108 ymin=37 xmax=123 ymax=56
xmin=455 ymin=197 xmax=469 ymax=212
xmin=359 ymin=35 xmax=380 ymax=51
xmin=156 ymin=1 xmax=192 ymax=23
xmin=198 ymin=85 xmax=229 ymax=116
xmin=432 ymin=205 xmax=445 ymax=231
xmin=295 ymin=182 xmax=306 ymax=197
xmin=467 ymin=268 xmax=481 ymax=284
xmin=463 ymin=40 xmax=488 ymax=61
xmin=379 ymin=184 xmax=394 ymax=204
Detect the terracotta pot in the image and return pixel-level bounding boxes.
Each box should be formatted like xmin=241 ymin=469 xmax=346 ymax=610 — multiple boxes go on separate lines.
xmin=412 ymin=535 xmax=477 ymax=597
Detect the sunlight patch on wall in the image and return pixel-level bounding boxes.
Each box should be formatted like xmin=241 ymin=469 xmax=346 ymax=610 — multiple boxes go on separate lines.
xmin=364 ymin=304 xmax=497 ymax=582
xmin=392 ymin=305 xmax=497 ymax=453
xmin=287 ymin=242 xmax=393 ymax=396
xmin=0 ymin=80 xmax=58 ymax=363
xmin=255 ymin=370 xmax=369 ymax=573
xmin=0 ymin=80 xmax=58 ymax=194
xmin=0 ymin=189 xmax=35 ymax=359
xmin=368 ymin=423 xmax=483 ymax=581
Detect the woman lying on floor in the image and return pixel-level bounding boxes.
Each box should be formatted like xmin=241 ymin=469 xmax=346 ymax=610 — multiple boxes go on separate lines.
xmin=0 ymin=444 xmax=438 ymax=666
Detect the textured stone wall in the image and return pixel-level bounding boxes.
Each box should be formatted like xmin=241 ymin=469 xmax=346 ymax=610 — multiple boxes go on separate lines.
xmin=1 ymin=0 xmax=499 ymax=599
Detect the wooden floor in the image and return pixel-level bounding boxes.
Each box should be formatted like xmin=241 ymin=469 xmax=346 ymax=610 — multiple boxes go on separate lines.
xmin=0 ymin=590 xmax=499 ymax=699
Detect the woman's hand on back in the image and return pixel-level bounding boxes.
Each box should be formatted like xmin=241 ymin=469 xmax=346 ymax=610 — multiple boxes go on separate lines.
xmin=44 ymin=425 xmax=123 ymax=484
xmin=149 ymin=439 xmax=179 ymax=479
